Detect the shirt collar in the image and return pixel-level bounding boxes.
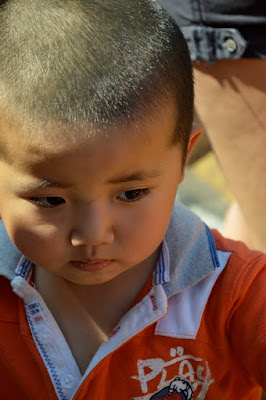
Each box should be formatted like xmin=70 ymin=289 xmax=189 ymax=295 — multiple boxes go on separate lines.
xmin=0 ymin=222 xmax=22 ymax=281
xmin=163 ymin=202 xmax=219 ymax=298
xmin=154 ymin=239 xmax=170 ymax=285
xmin=144 ymin=202 xmax=219 ymax=295
xmin=15 ymin=255 xmax=34 ymax=282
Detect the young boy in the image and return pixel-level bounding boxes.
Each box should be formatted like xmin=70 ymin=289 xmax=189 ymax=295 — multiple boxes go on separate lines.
xmin=0 ymin=0 xmax=264 ymax=399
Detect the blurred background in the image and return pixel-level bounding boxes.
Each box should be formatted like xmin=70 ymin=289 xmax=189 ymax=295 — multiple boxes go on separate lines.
xmin=177 ymin=130 xmax=233 ymax=233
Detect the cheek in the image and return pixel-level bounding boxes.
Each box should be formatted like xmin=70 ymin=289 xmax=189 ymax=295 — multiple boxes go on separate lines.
xmin=3 ymin=213 xmax=66 ymax=263
xmin=117 ymin=199 xmax=173 ymax=254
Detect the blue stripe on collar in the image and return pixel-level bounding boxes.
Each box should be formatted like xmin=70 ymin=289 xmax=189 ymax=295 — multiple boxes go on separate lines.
xmin=15 ymin=256 xmax=33 ymax=282
xmin=154 ymin=239 xmax=170 ymax=285
xmin=204 ymin=224 xmax=220 ymax=268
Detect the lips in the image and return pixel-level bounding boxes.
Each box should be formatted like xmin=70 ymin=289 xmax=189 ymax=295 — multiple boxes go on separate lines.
xmin=70 ymin=258 xmax=112 ymax=272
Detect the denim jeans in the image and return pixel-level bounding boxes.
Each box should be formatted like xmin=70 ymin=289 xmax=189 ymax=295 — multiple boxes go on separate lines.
xmin=158 ymin=0 xmax=266 ymax=61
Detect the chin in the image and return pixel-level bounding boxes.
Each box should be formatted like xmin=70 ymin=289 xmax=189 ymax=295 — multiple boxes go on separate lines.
xmin=65 ymin=271 xmax=116 ymax=286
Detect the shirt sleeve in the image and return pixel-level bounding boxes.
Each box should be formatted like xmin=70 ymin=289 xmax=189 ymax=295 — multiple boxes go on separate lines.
xmin=227 ymin=254 xmax=266 ymax=390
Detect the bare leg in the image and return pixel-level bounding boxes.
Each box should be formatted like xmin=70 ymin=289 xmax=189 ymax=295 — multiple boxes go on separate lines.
xmin=193 ymin=59 xmax=266 ymax=252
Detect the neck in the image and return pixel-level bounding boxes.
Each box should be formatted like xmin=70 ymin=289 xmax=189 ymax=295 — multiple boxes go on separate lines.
xmin=34 ymin=247 xmax=159 ymax=335
xmin=67 ymin=249 xmax=159 ymax=333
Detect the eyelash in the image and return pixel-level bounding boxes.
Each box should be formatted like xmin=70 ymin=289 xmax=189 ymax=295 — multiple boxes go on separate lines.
xmin=29 ymin=197 xmax=65 ymax=208
xmin=28 ymin=189 xmax=150 ymax=209
xmin=117 ymin=188 xmax=150 ymax=202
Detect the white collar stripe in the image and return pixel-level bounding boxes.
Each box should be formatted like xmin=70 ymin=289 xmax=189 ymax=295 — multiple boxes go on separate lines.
xmin=161 ymin=240 xmax=170 ymax=284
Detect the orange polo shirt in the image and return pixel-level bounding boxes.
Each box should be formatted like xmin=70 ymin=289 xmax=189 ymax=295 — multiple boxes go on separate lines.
xmin=0 ymin=203 xmax=265 ymax=400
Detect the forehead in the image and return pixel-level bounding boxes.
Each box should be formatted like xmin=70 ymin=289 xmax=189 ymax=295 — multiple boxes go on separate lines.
xmin=2 ymin=102 xmax=178 ymax=169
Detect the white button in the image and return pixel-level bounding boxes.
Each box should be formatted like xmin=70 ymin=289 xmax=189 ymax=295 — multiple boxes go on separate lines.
xmin=38 ymin=331 xmax=51 ymax=344
xmin=61 ymin=374 xmax=75 ymax=389
xmin=225 ymin=38 xmax=237 ymax=53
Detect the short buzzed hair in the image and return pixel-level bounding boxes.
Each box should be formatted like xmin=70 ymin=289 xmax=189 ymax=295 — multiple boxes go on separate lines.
xmin=0 ymin=0 xmax=194 ymax=150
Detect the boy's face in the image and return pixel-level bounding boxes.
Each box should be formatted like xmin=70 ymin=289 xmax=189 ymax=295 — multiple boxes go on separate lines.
xmin=0 ymin=104 xmax=199 ymax=286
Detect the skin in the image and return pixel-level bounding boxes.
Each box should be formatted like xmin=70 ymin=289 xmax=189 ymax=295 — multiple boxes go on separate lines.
xmin=0 ymin=104 xmax=201 ymax=373
xmin=0 ymin=104 xmax=200 ymax=298
xmin=193 ymin=59 xmax=266 ymax=252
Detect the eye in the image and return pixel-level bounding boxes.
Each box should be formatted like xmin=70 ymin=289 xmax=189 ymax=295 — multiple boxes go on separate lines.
xmin=117 ymin=189 xmax=150 ymax=202
xmin=29 ymin=197 xmax=65 ymax=208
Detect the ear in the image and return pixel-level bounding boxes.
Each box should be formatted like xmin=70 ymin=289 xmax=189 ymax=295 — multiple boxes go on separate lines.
xmin=185 ymin=124 xmax=203 ymax=163
xmin=178 ymin=125 xmax=203 ymax=184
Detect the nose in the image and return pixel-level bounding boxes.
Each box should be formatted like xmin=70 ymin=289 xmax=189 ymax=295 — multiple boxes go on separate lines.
xmin=70 ymin=203 xmax=115 ymax=247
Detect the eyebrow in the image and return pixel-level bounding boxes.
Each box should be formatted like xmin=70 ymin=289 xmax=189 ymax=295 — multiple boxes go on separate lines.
xmin=21 ymin=179 xmax=72 ymax=191
xmin=107 ymin=169 xmax=162 ymax=184
xmin=19 ymin=170 xmax=162 ymax=191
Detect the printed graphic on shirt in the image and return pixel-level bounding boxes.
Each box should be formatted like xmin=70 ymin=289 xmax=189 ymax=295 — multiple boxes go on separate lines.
xmin=150 ymin=377 xmax=193 ymax=400
xmin=131 ymin=346 xmax=214 ymax=400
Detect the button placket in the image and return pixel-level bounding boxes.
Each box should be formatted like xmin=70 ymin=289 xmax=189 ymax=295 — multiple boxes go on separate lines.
xmin=25 ymin=296 xmax=82 ymax=399
xmin=37 ymin=330 xmax=52 ymax=345
xmin=11 ymin=276 xmax=82 ymax=400
xmin=61 ymin=374 xmax=75 ymax=390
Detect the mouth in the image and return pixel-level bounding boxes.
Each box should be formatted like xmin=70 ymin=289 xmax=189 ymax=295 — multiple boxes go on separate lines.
xmin=70 ymin=258 xmax=112 ymax=272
